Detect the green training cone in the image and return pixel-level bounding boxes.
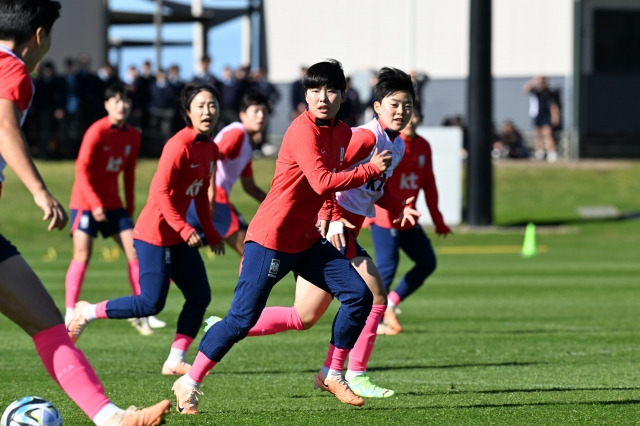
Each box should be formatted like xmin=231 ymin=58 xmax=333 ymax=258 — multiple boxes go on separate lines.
xmin=521 ymin=222 xmax=537 ymax=258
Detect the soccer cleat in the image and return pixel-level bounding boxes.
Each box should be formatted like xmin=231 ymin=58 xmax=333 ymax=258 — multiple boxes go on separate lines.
xmin=119 ymin=400 xmax=171 ymax=426
xmin=313 ymin=371 xmax=364 ymax=406
xmin=66 ymin=301 xmax=91 ymax=343
xmin=376 ymin=322 xmax=400 ymax=335
xmin=128 ymin=317 xmax=154 ymax=336
xmin=162 ymin=360 xmax=192 ymax=376
xmin=172 ymin=376 xmax=202 ymax=415
xmin=203 ymin=315 xmax=222 ymax=332
xmin=147 ymin=315 xmax=167 ymax=329
xmin=383 ymin=307 xmax=403 ymax=333
xmin=347 ymin=374 xmax=395 ymax=398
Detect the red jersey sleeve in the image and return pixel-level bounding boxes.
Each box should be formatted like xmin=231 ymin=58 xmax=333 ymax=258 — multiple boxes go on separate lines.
xmin=74 ymin=124 xmax=105 ymax=211
xmin=149 ymin=139 xmax=196 ymax=241
xmin=216 ymin=127 xmax=245 ymax=160
xmin=0 ymin=55 xmax=32 ymax=112
xmin=343 ymin=128 xmax=377 ymax=169
xmin=123 ymin=130 xmax=141 ymax=217
xmin=240 ymin=160 xmax=253 ymax=179
xmin=419 ymin=136 xmax=450 ymax=234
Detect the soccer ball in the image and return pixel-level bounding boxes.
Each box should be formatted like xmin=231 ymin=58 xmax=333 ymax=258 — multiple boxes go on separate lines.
xmin=1 ymin=397 xmax=61 ymax=426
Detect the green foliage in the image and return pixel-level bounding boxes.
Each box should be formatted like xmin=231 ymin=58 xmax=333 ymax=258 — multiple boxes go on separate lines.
xmin=1 ymin=159 xmax=640 ymax=425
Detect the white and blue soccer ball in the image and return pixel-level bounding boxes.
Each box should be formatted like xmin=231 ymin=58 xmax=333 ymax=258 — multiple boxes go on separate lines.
xmin=1 ymin=397 xmax=61 ymax=426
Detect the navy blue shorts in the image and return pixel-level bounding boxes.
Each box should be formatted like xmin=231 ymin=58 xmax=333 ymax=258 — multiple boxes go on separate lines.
xmin=69 ymin=208 xmax=134 ymax=238
xmin=0 ymin=234 xmax=20 ymax=263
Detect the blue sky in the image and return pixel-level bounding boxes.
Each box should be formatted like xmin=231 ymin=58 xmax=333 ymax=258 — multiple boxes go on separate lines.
xmin=108 ymin=0 xmax=248 ymax=80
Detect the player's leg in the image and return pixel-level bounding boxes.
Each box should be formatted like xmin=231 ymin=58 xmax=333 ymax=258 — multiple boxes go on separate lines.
xmin=541 ymin=124 xmax=557 ymax=161
xmin=344 ymin=255 xmax=395 ymax=398
xmin=0 ymin=245 xmax=170 ymax=424
xmin=299 ymin=240 xmax=371 ymax=406
xmin=161 ymin=244 xmax=211 ymax=376
xmin=247 ymin=275 xmax=331 ymax=336
xmin=174 ymin=242 xmax=295 ymax=414
xmin=225 ymin=228 xmax=246 ymax=256
xmin=217 ymin=202 xmax=248 ymax=256
xmin=369 ymin=224 xmax=403 ymax=333
xmin=65 ymin=210 xmax=95 ymax=323
xmin=392 ymin=226 xmax=437 ymax=311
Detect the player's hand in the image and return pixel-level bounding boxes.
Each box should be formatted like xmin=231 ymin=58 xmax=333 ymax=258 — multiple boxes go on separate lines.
xmin=436 ymin=224 xmax=453 ymax=237
xmin=317 ymin=219 xmax=328 ymax=238
xmin=187 ymin=231 xmax=204 ymax=248
xmin=370 ymin=147 xmax=392 ymax=173
xmin=326 ymin=221 xmax=346 ymax=250
xmin=92 ymin=207 xmax=107 ymax=222
xmin=393 ymin=205 xmax=421 ymax=227
xmin=210 ymin=240 xmax=226 ymax=255
xmin=34 ymin=189 xmax=68 ymax=231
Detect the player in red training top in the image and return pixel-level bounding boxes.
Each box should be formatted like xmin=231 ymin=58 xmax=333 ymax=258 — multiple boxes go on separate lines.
xmin=171 ymin=59 xmax=393 ymax=413
xmin=237 ymin=67 xmax=419 ymax=399
xmin=64 ymin=82 xmax=165 ymax=335
xmin=67 ymin=82 xmax=225 ymax=378
xmin=370 ymin=100 xmax=452 ymax=334
xmin=0 ymin=1 xmax=170 ymax=424
xmin=185 ymin=89 xmax=269 ymax=255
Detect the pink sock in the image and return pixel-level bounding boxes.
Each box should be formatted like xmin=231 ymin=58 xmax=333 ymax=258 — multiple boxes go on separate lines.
xmin=33 ymin=324 xmax=110 ymax=419
xmin=388 ymin=291 xmax=401 ymax=307
xmin=172 ymin=334 xmax=194 ymax=351
xmin=65 ymin=260 xmax=87 ymax=309
xmin=323 ymin=344 xmax=351 ymax=371
xmin=128 ymin=259 xmax=141 ymax=295
xmin=347 ymin=304 xmax=386 ymax=372
xmin=95 ymin=301 xmax=109 ymax=319
xmin=188 ymin=351 xmax=217 ymax=383
xmin=247 ymin=306 xmax=303 ymax=336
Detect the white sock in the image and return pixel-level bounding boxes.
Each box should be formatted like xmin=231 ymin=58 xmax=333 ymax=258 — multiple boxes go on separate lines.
xmin=92 ymin=402 xmax=122 ymax=426
xmin=345 ymin=370 xmax=365 ymax=381
xmin=82 ymin=304 xmax=98 ymax=321
xmin=326 ymin=368 xmax=342 ymax=379
xmin=387 ymin=301 xmax=397 ymax=310
xmin=65 ymin=308 xmax=74 ymax=324
xmin=183 ymin=374 xmax=201 ymax=389
xmin=167 ymin=348 xmax=186 ymax=364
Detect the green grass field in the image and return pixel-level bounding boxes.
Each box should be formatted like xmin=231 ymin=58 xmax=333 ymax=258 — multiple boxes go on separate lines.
xmin=1 ymin=158 xmax=639 ymax=425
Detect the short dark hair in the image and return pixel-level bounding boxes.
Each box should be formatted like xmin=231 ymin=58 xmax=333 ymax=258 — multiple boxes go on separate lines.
xmin=179 ymin=82 xmax=220 ymax=127
xmin=0 ymin=0 xmax=61 ymax=46
xmin=104 ymin=82 xmax=131 ymax=102
xmin=303 ymin=59 xmax=346 ymax=93
xmin=374 ymin=67 xmax=415 ymax=104
xmin=239 ymin=90 xmax=270 ymax=113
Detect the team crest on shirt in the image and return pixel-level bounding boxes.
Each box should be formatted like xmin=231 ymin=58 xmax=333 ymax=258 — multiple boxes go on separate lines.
xmin=267 ymin=258 xmax=280 ymax=278
xmin=124 ymin=145 xmax=131 ymax=157
xmin=418 ymin=155 xmax=425 ymax=168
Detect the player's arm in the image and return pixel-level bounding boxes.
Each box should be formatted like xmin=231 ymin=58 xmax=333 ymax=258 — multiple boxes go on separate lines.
xmin=123 ymin=134 xmax=141 ymax=218
xmin=0 ymin=99 xmax=67 ymax=230
xmin=421 ymin=142 xmax=451 ymax=236
xmin=75 ymin=125 xmax=105 ymax=218
xmin=149 ymin=141 xmax=198 ymax=240
xmin=239 ymin=162 xmax=266 ymax=203
xmin=293 ymin=126 xmax=390 ymax=195
xmin=194 ymin=167 xmax=224 ymax=253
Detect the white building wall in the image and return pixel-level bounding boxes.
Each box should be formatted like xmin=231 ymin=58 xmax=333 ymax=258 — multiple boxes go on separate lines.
xmin=264 ymin=0 xmax=573 ymax=83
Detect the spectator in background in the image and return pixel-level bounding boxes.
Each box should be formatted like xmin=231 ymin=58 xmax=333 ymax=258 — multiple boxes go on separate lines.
xmin=289 ymin=65 xmax=307 ymax=121
xmin=59 ymin=57 xmax=81 ymax=158
xmin=193 ymin=54 xmax=218 ymax=88
xmin=442 ymin=114 xmax=469 ymax=159
xmin=336 ymin=76 xmax=362 ymax=127
xmin=31 ymin=60 xmax=65 ymax=159
xmin=218 ymin=65 xmax=242 ymax=128
xmin=75 ymin=53 xmax=104 ymax=136
xmin=409 ymin=69 xmax=429 ymax=116
xmin=250 ymin=67 xmax=280 ymax=157
xmin=492 ymin=120 xmax=528 ymax=159
xmin=168 ymin=64 xmax=186 ymax=135
xmin=148 ymin=68 xmax=179 ymax=156
xmin=523 ymin=75 xmax=560 ymax=162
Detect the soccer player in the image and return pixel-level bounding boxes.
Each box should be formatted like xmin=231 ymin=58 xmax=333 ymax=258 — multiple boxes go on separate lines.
xmin=67 ymin=82 xmax=226 ymax=377
xmin=65 ymin=81 xmax=165 ymax=336
xmin=239 ymin=67 xmax=418 ymax=398
xmin=171 ymin=59 xmax=393 ymax=413
xmin=370 ymin=100 xmax=452 ymax=334
xmin=0 ymin=1 xmax=170 ymax=424
xmin=185 ymin=89 xmax=269 ymax=255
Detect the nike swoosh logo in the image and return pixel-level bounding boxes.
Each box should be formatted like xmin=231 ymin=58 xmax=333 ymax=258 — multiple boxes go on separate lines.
xmin=321 ymin=239 xmax=328 ymax=244
xmin=190 ymin=164 xmax=199 ymax=168
xmin=177 ymin=404 xmax=185 ymax=413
